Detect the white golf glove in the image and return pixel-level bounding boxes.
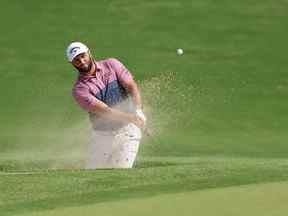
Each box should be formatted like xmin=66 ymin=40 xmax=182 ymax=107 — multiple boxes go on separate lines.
xmin=136 ymin=109 xmax=146 ymax=126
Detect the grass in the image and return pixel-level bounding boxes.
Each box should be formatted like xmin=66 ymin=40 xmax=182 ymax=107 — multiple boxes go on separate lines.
xmin=0 ymin=0 xmax=288 ymax=215
xmin=18 ymin=181 xmax=288 ymax=216
xmin=2 ymin=156 xmax=288 ymax=215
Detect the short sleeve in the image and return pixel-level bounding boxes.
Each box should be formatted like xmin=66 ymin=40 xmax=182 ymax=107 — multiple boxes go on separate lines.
xmin=108 ymin=58 xmax=133 ymax=83
xmin=72 ymin=85 xmax=99 ymax=112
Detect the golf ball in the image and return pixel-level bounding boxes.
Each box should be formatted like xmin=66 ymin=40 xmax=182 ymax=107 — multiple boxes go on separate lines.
xmin=177 ymin=48 xmax=183 ymax=55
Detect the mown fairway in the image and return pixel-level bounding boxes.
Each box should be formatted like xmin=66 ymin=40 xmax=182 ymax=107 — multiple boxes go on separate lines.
xmin=18 ymin=181 xmax=288 ymax=216
xmin=0 ymin=0 xmax=288 ymax=215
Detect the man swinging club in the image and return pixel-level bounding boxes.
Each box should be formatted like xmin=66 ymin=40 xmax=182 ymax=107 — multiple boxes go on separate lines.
xmin=67 ymin=42 xmax=146 ymax=169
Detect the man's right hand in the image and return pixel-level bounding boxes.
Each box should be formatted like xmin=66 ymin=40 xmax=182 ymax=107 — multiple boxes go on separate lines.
xmin=130 ymin=114 xmax=146 ymax=129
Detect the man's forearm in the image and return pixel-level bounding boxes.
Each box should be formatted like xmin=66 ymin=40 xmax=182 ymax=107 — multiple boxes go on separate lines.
xmin=128 ymin=83 xmax=142 ymax=109
xmin=94 ymin=106 xmax=144 ymax=128
xmin=88 ymin=80 xmax=145 ymax=127
xmin=104 ymin=107 xmax=135 ymax=123
xmin=92 ymin=104 xmax=134 ymax=123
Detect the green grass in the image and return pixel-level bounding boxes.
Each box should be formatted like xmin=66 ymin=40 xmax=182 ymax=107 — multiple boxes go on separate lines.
xmin=2 ymin=157 xmax=288 ymax=215
xmin=19 ymin=181 xmax=288 ymax=216
xmin=1 ymin=0 xmax=288 ymax=215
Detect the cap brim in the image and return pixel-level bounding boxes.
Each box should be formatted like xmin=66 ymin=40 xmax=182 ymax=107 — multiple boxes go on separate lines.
xmin=69 ymin=48 xmax=89 ymax=62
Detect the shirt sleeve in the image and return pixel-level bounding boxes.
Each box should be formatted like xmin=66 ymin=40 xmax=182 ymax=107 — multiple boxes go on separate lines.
xmin=108 ymin=58 xmax=133 ymax=84
xmin=72 ymin=85 xmax=99 ymax=112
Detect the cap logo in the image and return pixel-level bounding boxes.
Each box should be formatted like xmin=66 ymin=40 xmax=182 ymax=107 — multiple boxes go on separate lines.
xmin=70 ymin=47 xmax=80 ymax=54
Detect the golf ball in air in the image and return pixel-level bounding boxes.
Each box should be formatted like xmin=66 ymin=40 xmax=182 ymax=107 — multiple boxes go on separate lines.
xmin=177 ymin=48 xmax=183 ymax=55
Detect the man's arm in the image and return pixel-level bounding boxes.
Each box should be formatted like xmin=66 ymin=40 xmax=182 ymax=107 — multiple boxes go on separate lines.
xmin=89 ymin=100 xmax=144 ymax=128
xmin=100 ymin=58 xmax=146 ymax=127
xmin=73 ymin=85 xmax=145 ymax=128
xmin=120 ymin=78 xmax=147 ymax=127
xmin=122 ymin=78 xmax=142 ymax=110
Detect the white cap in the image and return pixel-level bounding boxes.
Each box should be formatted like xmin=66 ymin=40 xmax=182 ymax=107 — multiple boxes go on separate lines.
xmin=66 ymin=42 xmax=89 ymax=62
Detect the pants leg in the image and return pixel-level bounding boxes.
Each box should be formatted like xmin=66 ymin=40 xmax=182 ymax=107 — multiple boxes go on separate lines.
xmin=86 ymin=129 xmax=114 ymax=169
xmin=86 ymin=123 xmax=142 ymax=169
xmin=111 ymin=123 xmax=142 ymax=168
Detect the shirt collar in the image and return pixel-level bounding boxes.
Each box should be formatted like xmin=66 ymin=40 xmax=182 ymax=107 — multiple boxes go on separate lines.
xmin=95 ymin=61 xmax=102 ymax=72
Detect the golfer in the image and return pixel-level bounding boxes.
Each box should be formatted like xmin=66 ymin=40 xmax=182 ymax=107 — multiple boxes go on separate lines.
xmin=66 ymin=42 xmax=146 ymax=169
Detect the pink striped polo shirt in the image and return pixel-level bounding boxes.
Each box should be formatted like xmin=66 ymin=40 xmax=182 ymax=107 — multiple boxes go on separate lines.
xmin=72 ymin=58 xmax=136 ymax=131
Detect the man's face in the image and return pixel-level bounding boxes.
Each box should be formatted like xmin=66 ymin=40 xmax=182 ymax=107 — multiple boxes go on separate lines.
xmin=72 ymin=52 xmax=92 ymax=73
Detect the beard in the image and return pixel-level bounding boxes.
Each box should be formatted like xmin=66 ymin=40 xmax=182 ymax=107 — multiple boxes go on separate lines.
xmin=75 ymin=60 xmax=93 ymax=74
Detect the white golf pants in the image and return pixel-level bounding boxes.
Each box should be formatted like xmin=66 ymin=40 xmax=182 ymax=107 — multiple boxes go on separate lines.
xmin=86 ymin=123 xmax=142 ymax=169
